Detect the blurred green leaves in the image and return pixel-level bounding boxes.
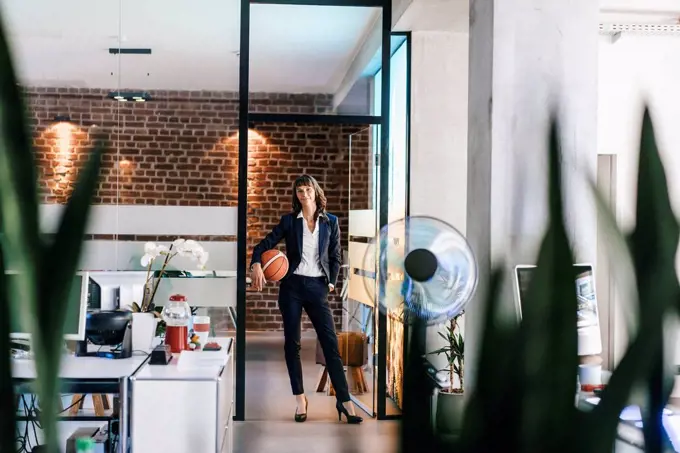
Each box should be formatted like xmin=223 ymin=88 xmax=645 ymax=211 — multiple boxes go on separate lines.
xmin=0 ymin=10 xmax=104 ymax=453
xmin=403 ymin=110 xmax=679 ymax=453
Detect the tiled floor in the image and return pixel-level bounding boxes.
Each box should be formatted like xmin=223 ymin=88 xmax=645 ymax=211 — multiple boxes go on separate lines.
xmin=234 ymin=332 xmax=399 ymax=453
xmin=230 ymin=333 xmax=657 ymax=453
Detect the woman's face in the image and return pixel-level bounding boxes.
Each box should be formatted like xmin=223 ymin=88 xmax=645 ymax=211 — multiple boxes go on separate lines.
xmin=296 ymin=184 xmax=315 ymax=205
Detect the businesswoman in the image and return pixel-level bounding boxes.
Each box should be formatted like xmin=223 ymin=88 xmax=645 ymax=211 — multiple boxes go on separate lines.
xmin=250 ymin=174 xmax=362 ymax=425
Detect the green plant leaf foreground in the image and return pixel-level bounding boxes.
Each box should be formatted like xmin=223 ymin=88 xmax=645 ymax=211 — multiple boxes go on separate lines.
xmin=418 ymin=112 xmax=678 ymax=453
xmin=0 ymin=8 xmax=104 ymax=451
xmin=0 ymin=3 xmax=676 ymax=452
xmin=626 ymin=110 xmax=678 ymax=453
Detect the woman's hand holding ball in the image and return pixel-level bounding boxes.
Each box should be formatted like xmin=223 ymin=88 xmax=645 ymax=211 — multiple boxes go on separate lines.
xmin=251 ymin=263 xmax=266 ymax=291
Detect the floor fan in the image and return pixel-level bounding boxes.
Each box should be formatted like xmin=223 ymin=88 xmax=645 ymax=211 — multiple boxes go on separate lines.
xmin=362 ymin=216 xmax=479 ymax=452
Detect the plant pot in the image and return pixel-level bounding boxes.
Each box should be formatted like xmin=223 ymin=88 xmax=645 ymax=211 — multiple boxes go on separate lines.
xmin=132 ymin=312 xmax=159 ymax=352
xmin=435 ymin=390 xmax=466 ymax=437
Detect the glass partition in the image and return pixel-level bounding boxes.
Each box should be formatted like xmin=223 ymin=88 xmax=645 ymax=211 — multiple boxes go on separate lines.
xmin=386 ymin=35 xmax=409 ymax=416
xmin=372 ymin=34 xmax=409 ymax=416
xmin=0 ymin=0 xmax=121 ymax=274
xmin=0 ymin=0 xmax=120 ymax=250
xmin=105 ymin=1 xmax=241 ymax=336
xmin=344 ymin=125 xmax=378 ymax=415
xmin=1 ymin=0 xmax=125 ymax=439
xmin=249 ymin=4 xmax=382 ymax=116
xmin=0 ymin=0 xmax=242 ymax=336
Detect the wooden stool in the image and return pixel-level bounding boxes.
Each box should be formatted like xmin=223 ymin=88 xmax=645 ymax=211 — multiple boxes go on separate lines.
xmin=349 ymin=366 xmax=369 ymax=394
xmin=315 ymin=332 xmax=369 ymax=395
xmin=69 ymin=394 xmax=111 ymax=416
xmin=316 ymin=367 xmax=330 ymax=394
xmin=317 ymin=365 xmax=369 ymax=395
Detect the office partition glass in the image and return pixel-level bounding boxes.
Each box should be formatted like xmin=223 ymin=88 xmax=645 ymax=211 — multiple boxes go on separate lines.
xmin=345 ymin=125 xmax=379 ymax=415
xmin=0 ymin=1 xmax=121 ymax=274
xmin=372 ymin=34 xmax=409 ymax=416
xmin=106 ymin=1 xmax=241 ymax=336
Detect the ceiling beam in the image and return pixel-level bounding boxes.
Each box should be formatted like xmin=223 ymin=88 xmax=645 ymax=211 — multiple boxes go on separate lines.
xmin=250 ymin=0 xmax=384 ymax=7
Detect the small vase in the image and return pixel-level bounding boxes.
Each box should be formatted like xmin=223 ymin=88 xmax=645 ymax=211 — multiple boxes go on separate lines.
xmin=132 ymin=312 xmax=159 ymax=352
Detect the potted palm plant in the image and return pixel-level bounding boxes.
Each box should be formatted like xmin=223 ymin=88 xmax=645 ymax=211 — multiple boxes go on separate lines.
xmin=430 ymin=311 xmax=465 ymax=436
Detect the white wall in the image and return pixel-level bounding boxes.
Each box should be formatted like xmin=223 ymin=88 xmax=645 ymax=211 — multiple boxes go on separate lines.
xmin=598 ymin=34 xmax=680 ymax=230
xmin=466 ymin=0 xmax=599 ymax=391
xmin=597 ymin=33 xmax=680 ymax=366
xmin=409 ymin=30 xmax=469 ymax=373
xmin=410 ymin=0 xmax=599 ymax=390
xmin=409 ymin=31 xmax=469 ymax=232
xmin=488 ymin=1 xmax=599 ymax=267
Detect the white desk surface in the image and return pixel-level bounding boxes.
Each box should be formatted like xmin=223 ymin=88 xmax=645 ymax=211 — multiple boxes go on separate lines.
xmin=11 ymin=352 xmax=149 ymax=380
xmin=132 ymin=338 xmax=232 ymax=381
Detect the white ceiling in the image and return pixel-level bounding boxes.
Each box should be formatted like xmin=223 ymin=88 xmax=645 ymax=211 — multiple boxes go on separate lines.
xmin=0 ymin=0 xmax=380 ymax=93
xmin=601 ymin=0 xmax=680 ymax=13
xmin=600 ymin=0 xmax=680 ymax=22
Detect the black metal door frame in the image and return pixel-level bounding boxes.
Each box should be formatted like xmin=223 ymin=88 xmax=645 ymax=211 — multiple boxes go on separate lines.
xmin=377 ymin=30 xmax=411 ymax=421
xmin=236 ymin=0 xmax=393 ymax=421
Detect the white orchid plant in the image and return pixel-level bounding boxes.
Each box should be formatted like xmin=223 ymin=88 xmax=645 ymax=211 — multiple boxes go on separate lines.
xmin=132 ymin=238 xmax=209 ymax=314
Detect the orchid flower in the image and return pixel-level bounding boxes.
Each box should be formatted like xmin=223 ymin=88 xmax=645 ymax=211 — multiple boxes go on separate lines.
xmin=137 ymin=237 xmax=210 ymax=311
xmin=140 ymin=242 xmax=170 ymax=267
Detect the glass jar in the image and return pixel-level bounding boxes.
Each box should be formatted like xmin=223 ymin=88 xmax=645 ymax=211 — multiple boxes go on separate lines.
xmin=162 ymin=294 xmax=191 ymax=327
xmin=163 ymin=294 xmax=191 ymax=353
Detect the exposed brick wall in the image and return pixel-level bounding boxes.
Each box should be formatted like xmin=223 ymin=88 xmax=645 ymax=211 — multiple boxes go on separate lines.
xmin=246 ymin=123 xmax=370 ymax=330
xmin=25 ymin=87 xmax=371 ymax=331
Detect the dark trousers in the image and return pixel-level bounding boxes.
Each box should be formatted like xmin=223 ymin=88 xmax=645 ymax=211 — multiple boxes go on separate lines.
xmin=278 ymin=274 xmax=350 ymax=403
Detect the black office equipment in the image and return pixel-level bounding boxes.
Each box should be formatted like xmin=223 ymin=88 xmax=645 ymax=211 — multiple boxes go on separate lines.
xmin=113 ymin=287 xmax=121 ymax=309
xmin=75 ymin=310 xmax=133 ymax=359
xmin=87 ymin=277 xmax=101 ymax=310
xmin=149 ymin=344 xmax=173 ymax=365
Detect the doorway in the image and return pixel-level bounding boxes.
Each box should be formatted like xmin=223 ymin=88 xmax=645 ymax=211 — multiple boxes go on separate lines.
xmin=235 ymin=0 xmax=397 ymax=423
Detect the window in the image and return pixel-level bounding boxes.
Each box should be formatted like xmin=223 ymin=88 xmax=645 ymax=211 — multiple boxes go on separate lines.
xmin=373 ymin=38 xmax=409 ymax=221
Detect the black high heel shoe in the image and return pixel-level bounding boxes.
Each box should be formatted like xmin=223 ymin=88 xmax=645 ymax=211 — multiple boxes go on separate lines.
xmin=336 ymin=401 xmax=363 ymax=424
xmin=294 ymin=397 xmax=308 ymax=423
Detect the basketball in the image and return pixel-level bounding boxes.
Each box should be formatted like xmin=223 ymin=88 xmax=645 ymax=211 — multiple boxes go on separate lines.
xmin=261 ymin=249 xmax=289 ymax=282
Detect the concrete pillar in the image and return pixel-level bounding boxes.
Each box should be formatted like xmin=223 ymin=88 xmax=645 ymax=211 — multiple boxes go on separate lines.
xmin=410 ymin=30 xmax=469 ymax=233
xmin=409 ymin=29 xmax=469 ymax=371
xmin=466 ymin=0 xmax=599 ymax=391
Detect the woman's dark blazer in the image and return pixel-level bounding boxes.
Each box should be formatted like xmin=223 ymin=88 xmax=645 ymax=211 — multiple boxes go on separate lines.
xmin=250 ymin=211 xmax=342 ymax=287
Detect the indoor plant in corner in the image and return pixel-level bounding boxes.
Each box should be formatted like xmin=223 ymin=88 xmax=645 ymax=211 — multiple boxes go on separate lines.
xmin=130 ymin=239 xmax=208 ymax=350
xmin=430 ymin=311 xmax=465 ymax=436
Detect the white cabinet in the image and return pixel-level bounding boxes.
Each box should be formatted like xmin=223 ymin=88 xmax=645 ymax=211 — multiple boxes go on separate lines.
xmin=130 ymin=338 xmax=233 ymax=453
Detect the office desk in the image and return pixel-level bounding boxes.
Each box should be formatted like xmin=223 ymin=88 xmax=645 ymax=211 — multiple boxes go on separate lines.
xmin=130 ymin=338 xmax=234 ymax=453
xmin=12 ymin=353 xmax=149 ymax=453
xmin=579 ymin=393 xmax=680 ymax=452
xmin=12 ymin=353 xmax=149 ymax=381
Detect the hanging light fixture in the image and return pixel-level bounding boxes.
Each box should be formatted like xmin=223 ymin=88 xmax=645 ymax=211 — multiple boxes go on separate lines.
xmin=107 ymin=91 xmax=152 ymax=102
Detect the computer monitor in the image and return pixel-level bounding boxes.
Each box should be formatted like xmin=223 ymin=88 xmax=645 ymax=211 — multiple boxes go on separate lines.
xmin=514 ymin=264 xmax=602 ymax=356
xmin=6 ymin=271 xmax=89 ymax=341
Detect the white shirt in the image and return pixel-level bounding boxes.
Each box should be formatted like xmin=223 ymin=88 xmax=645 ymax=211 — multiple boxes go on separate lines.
xmin=294 ymin=211 xmax=325 ymax=278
